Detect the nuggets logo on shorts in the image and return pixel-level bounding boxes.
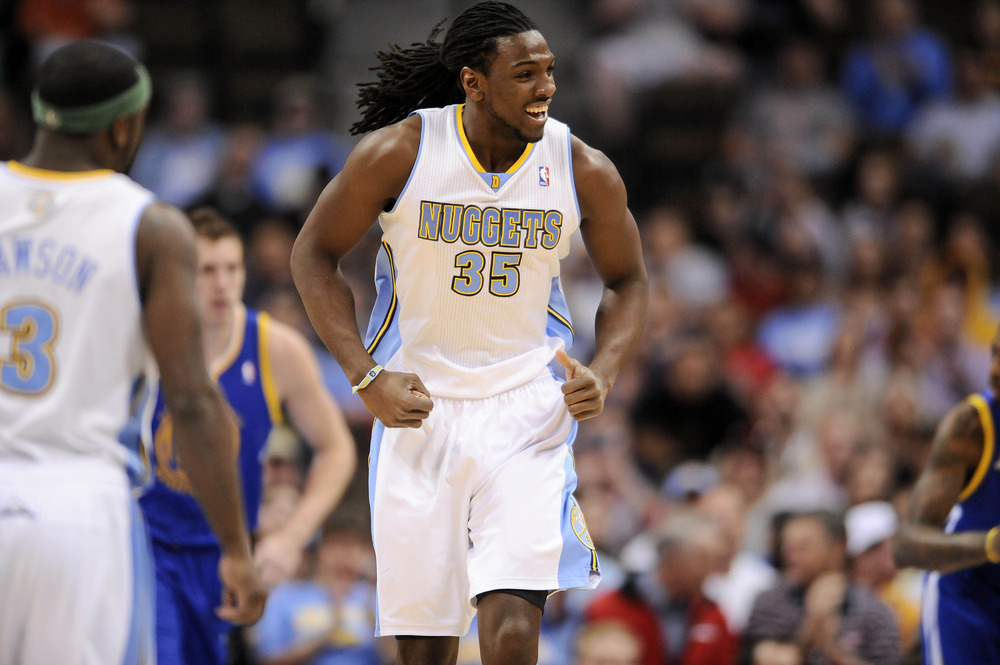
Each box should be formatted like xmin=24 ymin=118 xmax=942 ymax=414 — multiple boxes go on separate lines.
xmin=571 ymin=505 xmax=595 ymax=550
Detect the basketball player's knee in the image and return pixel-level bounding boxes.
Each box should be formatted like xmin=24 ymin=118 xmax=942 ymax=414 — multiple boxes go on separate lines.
xmin=492 ymin=612 xmax=537 ymax=646
xmin=481 ymin=617 xmax=538 ymax=665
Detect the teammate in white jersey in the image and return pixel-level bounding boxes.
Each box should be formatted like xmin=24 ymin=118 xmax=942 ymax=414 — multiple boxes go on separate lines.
xmin=0 ymin=41 xmax=266 ymax=664
xmin=292 ymin=4 xmax=648 ymax=665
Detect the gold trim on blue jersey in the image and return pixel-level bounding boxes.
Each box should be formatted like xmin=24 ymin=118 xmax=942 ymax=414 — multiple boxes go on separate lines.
xmin=7 ymin=160 xmax=115 ymax=181
xmin=958 ymin=393 xmax=995 ymax=502
xmin=367 ymin=242 xmax=398 ymax=355
xmin=455 ymin=104 xmax=535 ymax=175
xmin=257 ymin=312 xmax=284 ymax=426
xmin=209 ymin=304 xmax=246 ymax=380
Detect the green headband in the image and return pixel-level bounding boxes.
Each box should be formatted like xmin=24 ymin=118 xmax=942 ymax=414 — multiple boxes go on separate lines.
xmin=32 ymin=64 xmax=152 ymax=134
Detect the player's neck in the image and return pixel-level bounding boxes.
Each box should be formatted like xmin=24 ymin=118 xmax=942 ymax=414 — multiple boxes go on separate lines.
xmin=461 ymin=104 xmax=527 ymax=173
xmin=21 ymin=133 xmax=114 ymax=173
xmin=202 ymin=303 xmax=243 ymax=366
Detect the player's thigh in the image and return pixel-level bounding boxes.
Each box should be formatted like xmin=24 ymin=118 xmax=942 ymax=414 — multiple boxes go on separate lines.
xmin=369 ymin=416 xmax=478 ymax=636
xmin=466 ymin=378 xmax=598 ymax=598
xmin=179 ymin=548 xmax=230 ymax=665
xmin=924 ymin=576 xmax=1000 ymax=665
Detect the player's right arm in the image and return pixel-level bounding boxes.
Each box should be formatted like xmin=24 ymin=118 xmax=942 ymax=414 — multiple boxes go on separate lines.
xmin=136 ymin=202 xmax=267 ymax=624
xmin=893 ymin=399 xmax=996 ymax=573
xmin=292 ymin=117 xmax=433 ymax=428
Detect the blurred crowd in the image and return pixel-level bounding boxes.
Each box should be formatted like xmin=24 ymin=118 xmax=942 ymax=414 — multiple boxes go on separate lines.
xmin=6 ymin=0 xmax=1000 ymax=664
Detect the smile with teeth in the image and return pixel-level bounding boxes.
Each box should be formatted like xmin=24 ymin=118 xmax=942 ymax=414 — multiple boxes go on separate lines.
xmin=526 ymin=102 xmax=549 ymax=120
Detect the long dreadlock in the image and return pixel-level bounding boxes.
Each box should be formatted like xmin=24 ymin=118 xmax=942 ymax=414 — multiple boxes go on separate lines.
xmin=350 ymin=1 xmax=537 ymax=135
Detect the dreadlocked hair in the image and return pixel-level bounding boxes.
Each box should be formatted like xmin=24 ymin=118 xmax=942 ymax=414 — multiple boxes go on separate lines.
xmin=351 ymin=1 xmax=537 ymax=135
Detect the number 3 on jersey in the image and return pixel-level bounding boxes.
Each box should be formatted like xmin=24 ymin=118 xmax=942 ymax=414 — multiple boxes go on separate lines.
xmin=1 ymin=300 xmax=59 ymax=396
xmin=452 ymin=251 xmax=522 ymax=297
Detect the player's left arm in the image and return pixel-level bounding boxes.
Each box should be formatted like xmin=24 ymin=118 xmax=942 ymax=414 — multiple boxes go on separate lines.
xmin=893 ymin=399 xmax=994 ymax=573
xmin=558 ymin=135 xmax=648 ymax=420
xmin=253 ymin=318 xmax=358 ymax=587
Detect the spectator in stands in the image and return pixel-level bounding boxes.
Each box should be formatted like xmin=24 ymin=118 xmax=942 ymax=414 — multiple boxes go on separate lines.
xmin=131 ymin=71 xmax=227 ymax=208
xmin=16 ymin=0 xmax=141 ymax=66
xmin=244 ymin=217 xmax=298 ymax=307
xmin=193 ymin=122 xmax=269 ymax=235
xmin=251 ymin=520 xmax=380 ymax=665
xmin=916 ymin=282 xmax=991 ymax=421
xmin=845 ymin=501 xmax=922 ymax=657
xmin=631 ymin=334 xmax=749 ymax=481
xmin=588 ymin=511 xmax=737 ymax=665
xmin=699 ymin=483 xmax=779 ymax=636
xmin=907 ymin=49 xmax=1000 ymax=184
xmin=573 ymin=621 xmax=643 ymax=665
xmin=729 ymin=38 xmax=855 ymax=185
xmin=643 ymin=206 xmax=730 ymax=312
xmin=582 ymin=0 xmax=745 ymax=147
xmin=841 ymin=148 xmax=904 ymax=245
xmin=743 ymin=511 xmax=900 ymax=665
xmin=969 ymin=0 xmax=1000 ymax=93
xmin=250 ymin=74 xmax=349 ymax=217
xmin=841 ymin=0 xmax=952 ymax=137
xmin=757 ymin=249 xmax=842 ymax=378
xmin=704 ymin=299 xmax=778 ymax=406
xmin=796 ymin=315 xmax=886 ymax=436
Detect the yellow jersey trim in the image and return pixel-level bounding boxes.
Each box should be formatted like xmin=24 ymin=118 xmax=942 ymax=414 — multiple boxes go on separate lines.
xmin=455 ymin=104 xmax=534 ymax=174
xmin=209 ymin=305 xmax=246 ymax=380
xmin=8 ymin=160 xmax=115 ymax=181
xmin=366 ymin=242 xmax=398 ymax=355
xmin=547 ymin=306 xmax=574 ymax=335
xmin=257 ymin=312 xmax=284 ymax=426
xmin=958 ymin=393 xmax=995 ymax=502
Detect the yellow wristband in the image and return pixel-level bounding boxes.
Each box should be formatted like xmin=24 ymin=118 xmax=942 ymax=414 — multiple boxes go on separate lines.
xmin=986 ymin=527 xmax=1000 ymax=564
xmin=352 ymin=365 xmax=384 ymax=394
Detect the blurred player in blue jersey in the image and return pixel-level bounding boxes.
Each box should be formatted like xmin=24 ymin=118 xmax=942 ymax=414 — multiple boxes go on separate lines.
xmin=0 ymin=41 xmax=266 ymax=664
xmin=896 ymin=323 xmax=1000 ymax=664
xmin=292 ymin=3 xmax=648 ymax=665
xmin=140 ymin=207 xmax=357 ymax=665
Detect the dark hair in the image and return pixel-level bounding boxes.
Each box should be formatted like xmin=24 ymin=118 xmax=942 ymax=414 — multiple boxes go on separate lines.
xmin=34 ymin=41 xmax=141 ymax=108
xmin=188 ymin=207 xmax=241 ymax=242
xmin=351 ymin=1 xmax=537 ymax=135
xmin=786 ymin=510 xmax=847 ymax=544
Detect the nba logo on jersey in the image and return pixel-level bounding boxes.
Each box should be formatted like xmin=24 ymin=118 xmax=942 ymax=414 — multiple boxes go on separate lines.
xmin=539 ymin=166 xmax=550 ymax=187
xmin=241 ymin=360 xmax=256 ymax=385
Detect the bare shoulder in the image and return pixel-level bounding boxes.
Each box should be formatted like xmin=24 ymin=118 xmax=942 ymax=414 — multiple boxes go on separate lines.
xmin=135 ymin=202 xmax=196 ymax=292
xmin=348 ymin=114 xmax=422 ymax=175
xmin=264 ymin=315 xmax=316 ymax=369
xmin=137 ymin=201 xmax=195 ymax=246
xmin=569 ymin=135 xmax=626 ymax=217
xmin=929 ymin=398 xmax=985 ymax=469
xmin=940 ymin=399 xmax=984 ymax=443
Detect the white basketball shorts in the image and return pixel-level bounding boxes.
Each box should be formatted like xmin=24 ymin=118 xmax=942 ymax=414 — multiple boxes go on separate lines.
xmin=368 ymin=370 xmax=601 ymax=637
xmin=0 ymin=457 xmax=155 ymax=664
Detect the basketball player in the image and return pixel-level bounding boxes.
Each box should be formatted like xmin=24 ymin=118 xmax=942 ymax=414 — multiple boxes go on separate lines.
xmin=0 ymin=41 xmax=266 ymax=664
xmin=140 ymin=207 xmax=357 ymax=665
xmin=895 ymin=322 xmax=1000 ymax=664
xmin=291 ymin=3 xmax=648 ymax=665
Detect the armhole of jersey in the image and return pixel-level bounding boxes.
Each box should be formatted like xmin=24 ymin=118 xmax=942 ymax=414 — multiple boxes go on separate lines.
xmin=366 ymin=241 xmax=398 ymax=359
xmin=129 ymin=197 xmax=156 ymax=312
xmin=257 ymin=312 xmax=284 ymax=426
xmin=566 ymin=128 xmax=582 ymax=223
xmin=957 ymin=393 xmax=994 ymax=502
xmin=384 ymin=111 xmax=425 ymax=215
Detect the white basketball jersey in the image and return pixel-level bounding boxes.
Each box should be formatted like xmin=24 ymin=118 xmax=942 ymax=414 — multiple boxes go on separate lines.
xmin=0 ymin=161 xmax=155 ymax=469
xmin=365 ymin=104 xmax=581 ymax=398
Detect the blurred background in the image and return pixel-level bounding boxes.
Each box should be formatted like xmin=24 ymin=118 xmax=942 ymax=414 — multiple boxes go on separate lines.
xmin=3 ymin=1 xmax=999 ymax=664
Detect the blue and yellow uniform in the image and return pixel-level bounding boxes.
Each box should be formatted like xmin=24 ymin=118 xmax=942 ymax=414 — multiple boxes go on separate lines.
xmin=922 ymin=389 xmax=1000 ymax=665
xmin=139 ymin=307 xmax=282 ymax=665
